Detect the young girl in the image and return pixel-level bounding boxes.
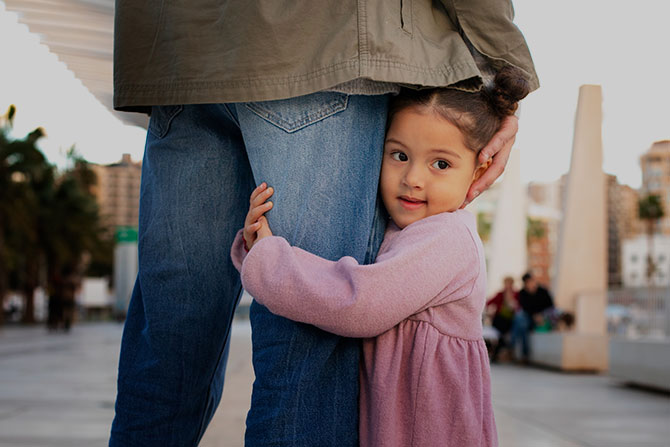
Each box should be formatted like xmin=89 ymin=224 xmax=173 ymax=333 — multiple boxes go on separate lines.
xmin=231 ymin=67 xmax=530 ymax=446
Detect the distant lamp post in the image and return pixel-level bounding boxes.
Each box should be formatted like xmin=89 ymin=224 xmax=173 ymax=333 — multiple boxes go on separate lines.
xmin=638 ymin=194 xmax=665 ymax=285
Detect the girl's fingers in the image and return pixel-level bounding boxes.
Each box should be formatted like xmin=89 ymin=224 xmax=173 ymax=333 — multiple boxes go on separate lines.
xmin=244 ymin=221 xmax=260 ymax=236
xmin=256 ymin=216 xmax=273 ymax=239
xmin=243 ymin=221 xmax=261 ymax=242
xmin=245 ymin=201 xmax=273 ymax=226
xmin=249 ymin=182 xmax=267 ymax=204
xmin=251 ymin=186 xmax=274 ymax=207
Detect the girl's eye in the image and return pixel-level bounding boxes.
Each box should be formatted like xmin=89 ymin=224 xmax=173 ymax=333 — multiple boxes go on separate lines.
xmin=391 ymin=152 xmax=408 ymax=162
xmin=432 ymin=160 xmax=450 ymax=170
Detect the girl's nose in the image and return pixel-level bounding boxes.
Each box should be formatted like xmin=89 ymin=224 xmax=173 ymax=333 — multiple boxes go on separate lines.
xmin=402 ymin=164 xmax=424 ymax=189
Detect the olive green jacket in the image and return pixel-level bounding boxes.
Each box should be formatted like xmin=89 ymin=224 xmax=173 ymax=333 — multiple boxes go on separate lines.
xmin=113 ymin=0 xmax=538 ymax=113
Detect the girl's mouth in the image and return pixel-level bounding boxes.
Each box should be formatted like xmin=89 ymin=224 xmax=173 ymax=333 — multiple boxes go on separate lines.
xmin=398 ymin=196 xmax=426 ymax=210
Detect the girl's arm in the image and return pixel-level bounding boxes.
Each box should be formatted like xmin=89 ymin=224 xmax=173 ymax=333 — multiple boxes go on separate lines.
xmin=233 ymin=213 xmax=481 ymax=338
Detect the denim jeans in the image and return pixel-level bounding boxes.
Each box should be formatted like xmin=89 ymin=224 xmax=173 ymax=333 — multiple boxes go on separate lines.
xmin=510 ymin=310 xmax=531 ymax=359
xmin=109 ymin=93 xmax=389 ymax=446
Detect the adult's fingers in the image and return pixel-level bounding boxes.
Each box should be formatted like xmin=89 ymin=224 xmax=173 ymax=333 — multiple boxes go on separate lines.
xmin=478 ymin=115 xmax=518 ymax=164
xmin=462 ymin=139 xmax=513 ymax=207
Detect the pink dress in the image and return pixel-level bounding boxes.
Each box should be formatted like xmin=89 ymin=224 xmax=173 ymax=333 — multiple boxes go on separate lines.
xmin=231 ymin=210 xmax=497 ymax=446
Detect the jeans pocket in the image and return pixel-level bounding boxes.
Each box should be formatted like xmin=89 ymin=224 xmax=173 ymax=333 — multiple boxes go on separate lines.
xmin=244 ymin=92 xmax=349 ymax=133
xmin=148 ymin=105 xmax=184 ymax=139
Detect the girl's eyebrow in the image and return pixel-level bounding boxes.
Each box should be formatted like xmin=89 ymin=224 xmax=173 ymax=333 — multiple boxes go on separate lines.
xmin=384 ymin=137 xmax=406 ymax=147
xmin=385 ymin=138 xmax=462 ymax=160
xmin=429 ymin=148 xmax=462 ymax=160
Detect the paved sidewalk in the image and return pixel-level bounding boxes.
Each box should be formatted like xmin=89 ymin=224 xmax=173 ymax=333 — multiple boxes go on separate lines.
xmin=0 ymin=322 xmax=668 ymax=447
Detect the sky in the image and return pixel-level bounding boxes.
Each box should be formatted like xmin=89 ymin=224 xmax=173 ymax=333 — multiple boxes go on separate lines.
xmin=0 ymin=2 xmax=146 ymax=167
xmin=512 ymin=0 xmax=670 ymax=187
xmin=1 ymin=0 xmax=669 ymax=187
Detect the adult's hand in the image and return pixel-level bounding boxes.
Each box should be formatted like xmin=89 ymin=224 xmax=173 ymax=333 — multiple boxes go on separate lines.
xmin=462 ymin=115 xmax=519 ymax=207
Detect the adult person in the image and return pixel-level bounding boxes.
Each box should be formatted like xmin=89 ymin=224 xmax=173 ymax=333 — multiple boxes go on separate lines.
xmin=513 ymin=272 xmax=555 ymax=362
xmin=519 ymin=272 xmax=555 ymax=327
xmin=486 ymin=276 xmax=520 ymax=362
xmin=109 ymin=2 xmax=539 ymax=446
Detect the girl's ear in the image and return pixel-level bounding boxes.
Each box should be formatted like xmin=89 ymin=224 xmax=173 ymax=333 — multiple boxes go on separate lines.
xmin=472 ymin=157 xmax=493 ymax=183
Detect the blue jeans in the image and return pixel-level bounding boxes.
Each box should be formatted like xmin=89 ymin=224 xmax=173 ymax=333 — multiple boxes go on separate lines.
xmin=109 ymin=93 xmax=389 ymax=446
xmin=510 ymin=310 xmax=531 ymax=359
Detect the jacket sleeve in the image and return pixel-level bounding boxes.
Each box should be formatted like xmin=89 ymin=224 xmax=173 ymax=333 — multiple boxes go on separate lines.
xmin=440 ymin=0 xmax=540 ymax=91
xmin=239 ymin=216 xmax=480 ymax=338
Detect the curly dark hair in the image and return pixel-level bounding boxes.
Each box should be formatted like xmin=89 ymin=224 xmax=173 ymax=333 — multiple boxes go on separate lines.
xmin=387 ymin=66 xmax=531 ymax=153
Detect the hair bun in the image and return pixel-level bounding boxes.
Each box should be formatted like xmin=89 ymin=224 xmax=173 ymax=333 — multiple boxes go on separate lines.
xmin=488 ymin=65 xmax=531 ymax=116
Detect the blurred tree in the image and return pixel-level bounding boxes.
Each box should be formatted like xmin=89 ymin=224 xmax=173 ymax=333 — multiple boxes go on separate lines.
xmin=43 ymin=150 xmax=107 ymax=330
xmin=526 ymin=217 xmax=546 ymax=242
xmin=638 ymin=194 xmax=665 ymax=285
xmin=1 ymin=106 xmax=110 ymax=327
xmin=0 ymin=105 xmax=51 ymax=324
xmin=477 ymin=212 xmax=492 ymax=242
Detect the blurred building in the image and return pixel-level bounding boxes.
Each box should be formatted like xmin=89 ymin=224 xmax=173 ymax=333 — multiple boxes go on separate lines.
xmin=607 ymin=175 xmax=642 ymax=286
xmin=527 ymin=180 xmax=562 ymax=287
xmin=526 ymin=218 xmax=552 ymax=286
xmin=622 ymin=235 xmax=670 ymax=287
xmin=640 ymin=140 xmax=670 ymax=235
xmin=619 ymin=140 xmax=670 ymax=288
xmin=91 ymin=154 xmax=142 ymax=231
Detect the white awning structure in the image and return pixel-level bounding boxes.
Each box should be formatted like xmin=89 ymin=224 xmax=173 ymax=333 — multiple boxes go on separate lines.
xmin=3 ymin=0 xmax=147 ymax=128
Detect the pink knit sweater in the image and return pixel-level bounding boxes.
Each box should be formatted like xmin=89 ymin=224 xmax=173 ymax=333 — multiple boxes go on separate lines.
xmin=231 ymin=210 xmax=497 ymax=446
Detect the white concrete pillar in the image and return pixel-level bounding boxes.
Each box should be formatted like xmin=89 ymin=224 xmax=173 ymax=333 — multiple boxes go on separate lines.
xmin=553 ymin=85 xmax=607 ymax=335
xmin=486 ymin=148 xmax=528 ymax=297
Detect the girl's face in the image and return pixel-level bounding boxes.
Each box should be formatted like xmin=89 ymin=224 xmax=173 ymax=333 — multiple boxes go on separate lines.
xmin=380 ymin=107 xmax=489 ymax=229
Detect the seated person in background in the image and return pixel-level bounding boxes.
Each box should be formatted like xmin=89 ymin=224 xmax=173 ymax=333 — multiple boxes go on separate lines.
xmin=519 ymin=271 xmax=554 ymax=329
xmin=486 ymin=276 xmax=520 ymax=362
xmin=509 ymin=272 xmax=555 ymax=362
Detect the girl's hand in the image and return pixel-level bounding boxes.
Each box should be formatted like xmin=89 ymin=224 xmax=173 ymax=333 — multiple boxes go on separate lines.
xmin=243 ymin=183 xmax=274 ymax=250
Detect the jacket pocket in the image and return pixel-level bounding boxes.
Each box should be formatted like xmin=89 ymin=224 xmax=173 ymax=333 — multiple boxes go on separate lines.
xmin=400 ymin=0 xmax=413 ymax=34
xmin=148 ymin=105 xmax=183 ymax=139
xmin=244 ymin=92 xmax=349 ymax=133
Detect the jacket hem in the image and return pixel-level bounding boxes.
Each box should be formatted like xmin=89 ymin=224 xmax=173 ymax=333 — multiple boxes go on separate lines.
xmin=113 ymin=59 xmax=481 ymax=111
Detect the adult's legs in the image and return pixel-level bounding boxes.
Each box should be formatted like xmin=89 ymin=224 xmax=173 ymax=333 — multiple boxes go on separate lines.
xmin=110 ymin=93 xmax=389 ymax=447
xmin=490 ymin=330 xmax=508 ymax=363
xmin=510 ymin=311 xmax=530 ymax=361
xmin=110 ymin=104 xmax=255 ymax=446
xmin=233 ymin=93 xmax=389 ymax=446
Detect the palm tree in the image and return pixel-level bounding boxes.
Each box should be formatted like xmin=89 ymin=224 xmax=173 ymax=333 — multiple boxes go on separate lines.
xmin=0 ymin=105 xmax=51 ymax=324
xmin=638 ymin=194 xmax=665 ymax=285
xmin=1 ymin=106 xmax=108 ymax=326
xmin=43 ymin=151 xmax=106 ymax=329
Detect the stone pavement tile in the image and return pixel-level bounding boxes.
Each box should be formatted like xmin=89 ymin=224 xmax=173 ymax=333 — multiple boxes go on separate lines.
xmin=200 ymin=321 xmax=253 ymax=447
xmin=495 ymin=410 xmax=582 ymax=447
xmin=2 ymin=322 xmax=670 ymax=447
xmin=0 ymin=401 xmax=113 ymax=447
xmin=491 ymin=364 xmax=670 ymax=447
xmin=0 ymin=323 xmax=120 ymax=447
